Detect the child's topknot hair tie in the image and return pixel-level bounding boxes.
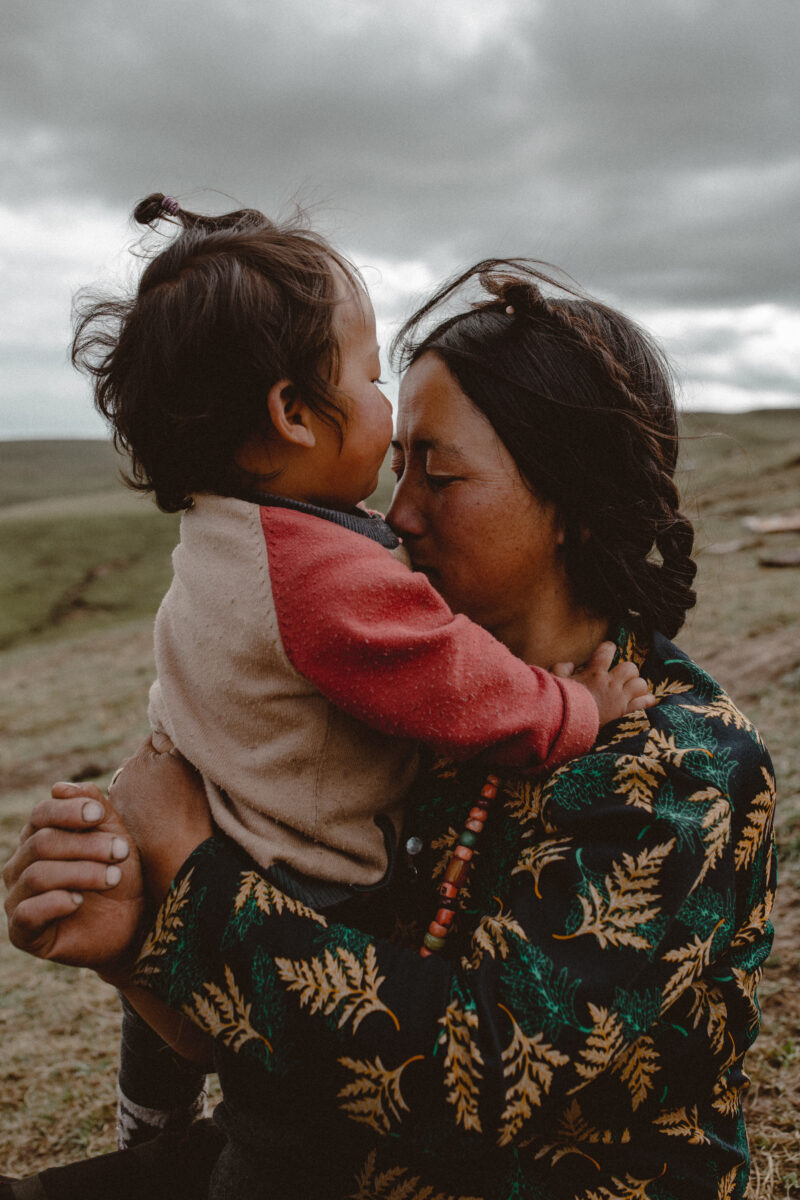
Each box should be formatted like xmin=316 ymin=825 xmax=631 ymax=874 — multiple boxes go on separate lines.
xmin=132 ymin=192 xmax=184 ymax=228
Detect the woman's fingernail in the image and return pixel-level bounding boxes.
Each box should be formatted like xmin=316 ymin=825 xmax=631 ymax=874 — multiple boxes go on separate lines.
xmin=110 ymin=837 xmax=129 ymax=860
xmin=71 ymin=892 xmax=83 ymax=906
xmin=82 ymin=800 xmax=104 ymax=823
xmin=105 ymin=865 xmax=122 ymax=886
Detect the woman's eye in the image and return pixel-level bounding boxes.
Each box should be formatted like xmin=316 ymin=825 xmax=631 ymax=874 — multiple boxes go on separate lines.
xmin=426 ymin=473 xmax=459 ymax=491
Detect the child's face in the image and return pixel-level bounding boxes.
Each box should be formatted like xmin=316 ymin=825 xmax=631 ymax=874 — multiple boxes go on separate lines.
xmin=314 ymin=279 xmax=393 ymax=508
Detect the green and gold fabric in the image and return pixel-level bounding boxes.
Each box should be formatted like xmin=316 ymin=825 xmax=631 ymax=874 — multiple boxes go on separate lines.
xmin=137 ymin=622 xmax=776 ymax=1200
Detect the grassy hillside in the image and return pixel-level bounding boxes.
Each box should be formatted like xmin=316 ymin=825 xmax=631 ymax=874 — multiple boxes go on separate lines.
xmin=0 ymin=439 xmax=125 ymax=507
xmin=0 ymin=418 xmax=799 ymax=1191
xmin=0 ymin=442 xmax=397 ymax=652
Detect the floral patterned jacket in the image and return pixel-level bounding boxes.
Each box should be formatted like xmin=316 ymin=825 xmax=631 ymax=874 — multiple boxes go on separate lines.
xmin=136 ymin=623 xmax=777 ymax=1200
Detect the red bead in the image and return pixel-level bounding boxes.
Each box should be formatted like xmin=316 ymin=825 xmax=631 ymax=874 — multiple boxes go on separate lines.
xmin=419 ymin=946 xmax=433 ymax=958
xmin=429 ymin=920 xmax=449 ymax=938
xmin=468 ymin=807 xmax=487 ymax=822
xmin=480 ymin=784 xmax=498 ymax=800
xmin=453 ymin=844 xmax=473 ymax=862
xmin=486 ymin=774 xmax=500 ymax=786
xmin=435 ymin=907 xmax=456 ymax=927
xmin=439 ymin=882 xmax=458 ymax=900
xmin=444 ymin=858 xmax=470 ymax=887
xmin=465 ymin=819 xmax=484 ymax=834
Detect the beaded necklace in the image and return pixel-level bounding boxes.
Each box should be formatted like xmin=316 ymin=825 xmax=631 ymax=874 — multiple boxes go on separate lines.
xmin=419 ymin=773 xmax=499 ymax=957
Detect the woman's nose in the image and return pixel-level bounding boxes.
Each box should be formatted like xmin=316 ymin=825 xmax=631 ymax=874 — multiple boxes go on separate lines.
xmin=386 ymin=476 xmax=426 ymax=539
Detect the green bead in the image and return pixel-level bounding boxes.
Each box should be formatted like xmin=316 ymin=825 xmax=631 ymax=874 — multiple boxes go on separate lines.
xmin=424 ymin=932 xmax=447 ymax=952
xmin=459 ymin=831 xmax=478 ymax=849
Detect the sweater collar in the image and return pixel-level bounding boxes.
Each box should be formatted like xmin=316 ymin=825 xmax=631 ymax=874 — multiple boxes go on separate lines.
xmin=250 ymin=492 xmax=401 ymax=550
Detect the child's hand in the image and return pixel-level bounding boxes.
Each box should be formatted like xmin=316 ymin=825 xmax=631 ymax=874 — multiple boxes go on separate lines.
xmin=2 ymin=782 xmax=144 ymax=977
xmin=552 ymin=641 xmax=655 ymax=727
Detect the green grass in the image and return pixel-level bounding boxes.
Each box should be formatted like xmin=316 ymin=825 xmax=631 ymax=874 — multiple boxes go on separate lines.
xmin=0 ymin=447 xmax=397 ymax=652
xmin=0 ymin=440 xmax=126 ymax=508
xmin=0 ymin=495 xmax=180 ymax=650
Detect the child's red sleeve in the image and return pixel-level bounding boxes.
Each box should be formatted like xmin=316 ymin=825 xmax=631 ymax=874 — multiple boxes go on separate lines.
xmin=261 ymin=507 xmax=599 ymax=770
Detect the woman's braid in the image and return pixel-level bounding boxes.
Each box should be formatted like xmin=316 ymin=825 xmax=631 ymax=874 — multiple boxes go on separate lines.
xmin=537 ymin=286 xmax=695 ymax=637
xmin=538 ymin=292 xmax=696 ymax=638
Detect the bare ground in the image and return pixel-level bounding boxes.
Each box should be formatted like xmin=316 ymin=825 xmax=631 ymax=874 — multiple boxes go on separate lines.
xmin=1 ymin=417 xmax=799 ymax=1191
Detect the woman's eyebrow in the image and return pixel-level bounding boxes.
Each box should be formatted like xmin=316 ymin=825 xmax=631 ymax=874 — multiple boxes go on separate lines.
xmin=390 ymin=437 xmax=468 ymax=463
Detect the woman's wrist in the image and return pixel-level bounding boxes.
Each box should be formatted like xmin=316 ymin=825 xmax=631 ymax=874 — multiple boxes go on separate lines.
xmin=96 ymin=954 xmax=139 ymax=989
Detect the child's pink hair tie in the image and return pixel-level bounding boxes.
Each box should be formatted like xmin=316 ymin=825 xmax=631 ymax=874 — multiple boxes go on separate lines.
xmin=159 ymin=196 xmax=181 ymax=216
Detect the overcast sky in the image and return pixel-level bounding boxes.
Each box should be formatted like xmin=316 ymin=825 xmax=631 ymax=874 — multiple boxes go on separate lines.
xmin=2 ymin=0 xmax=798 ymax=438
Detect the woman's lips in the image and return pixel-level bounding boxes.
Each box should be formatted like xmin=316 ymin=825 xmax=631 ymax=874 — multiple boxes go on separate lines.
xmin=411 ymin=560 xmax=437 ymax=578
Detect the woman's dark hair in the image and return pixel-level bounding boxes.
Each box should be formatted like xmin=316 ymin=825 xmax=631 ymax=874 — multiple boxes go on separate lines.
xmin=72 ymin=193 xmax=361 ymax=511
xmin=392 ymin=259 xmax=696 ymax=639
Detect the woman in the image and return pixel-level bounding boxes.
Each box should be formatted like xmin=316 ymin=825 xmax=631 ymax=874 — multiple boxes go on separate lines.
xmin=3 ymin=262 xmax=776 ymax=1200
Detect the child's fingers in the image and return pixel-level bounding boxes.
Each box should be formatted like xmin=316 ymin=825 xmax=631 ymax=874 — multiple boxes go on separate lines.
xmin=621 ymin=673 xmax=655 ymax=710
xmin=551 ymin=661 xmax=575 ymax=678
xmin=625 ymin=691 xmax=657 ymax=713
xmin=584 ymin=641 xmax=616 ymax=671
xmin=608 ymin=661 xmax=639 ymax=683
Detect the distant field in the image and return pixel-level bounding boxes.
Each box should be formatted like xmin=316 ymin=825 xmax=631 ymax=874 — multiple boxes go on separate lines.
xmin=1 ymin=418 xmax=799 ymax=1191
xmin=0 ymin=439 xmax=126 ymax=508
xmin=0 ymin=440 xmax=397 ymax=652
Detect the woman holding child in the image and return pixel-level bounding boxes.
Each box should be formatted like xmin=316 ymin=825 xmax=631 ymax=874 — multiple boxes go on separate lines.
xmin=3 ymin=199 xmax=776 ymax=1200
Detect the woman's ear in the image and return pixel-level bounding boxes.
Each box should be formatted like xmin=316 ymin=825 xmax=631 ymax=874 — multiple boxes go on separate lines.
xmin=266 ymin=380 xmax=316 ymax=449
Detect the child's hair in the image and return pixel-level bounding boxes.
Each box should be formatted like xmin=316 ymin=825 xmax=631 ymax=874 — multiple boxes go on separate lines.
xmin=72 ymin=193 xmax=362 ymax=512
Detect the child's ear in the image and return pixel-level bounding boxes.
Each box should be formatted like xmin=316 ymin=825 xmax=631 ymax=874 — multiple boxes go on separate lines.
xmin=266 ymin=380 xmax=316 ymax=449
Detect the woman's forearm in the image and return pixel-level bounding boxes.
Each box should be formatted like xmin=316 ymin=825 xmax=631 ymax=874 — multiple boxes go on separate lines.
xmin=114 ymin=977 xmax=214 ymax=1065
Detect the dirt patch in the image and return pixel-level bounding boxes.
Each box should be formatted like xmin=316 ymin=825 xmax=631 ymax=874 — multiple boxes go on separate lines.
xmin=697 ymin=626 xmax=800 ymax=704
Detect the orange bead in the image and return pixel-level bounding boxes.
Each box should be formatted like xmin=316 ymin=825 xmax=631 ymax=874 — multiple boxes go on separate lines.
xmin=444 ymin=858 xmax=469 ymax=887
xmin=419 ymin=946 xmax=433 ymax=958
xmin=465 ymin=819 xmax=484 ymax=834
xmin=453 ymin=845 xmax=473 ymax=862
xmin=435 ymin=907 xmax=455 ymax=927
xmin=480 ymin=784 xmax=498 ymax=800
xmin=429 ymin=921 xmax=449 ymax=938
xmin=439 ymin=882 xmax=458 ymax=900
xmin=468 ymin=807 xmax=487 ymax=822
xmin=486 ymin=774 xmax=500 ymax=786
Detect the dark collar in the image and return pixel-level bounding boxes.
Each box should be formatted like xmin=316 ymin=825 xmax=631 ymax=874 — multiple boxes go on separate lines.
xmin=248 ymin=492 xmax=400 ymax=550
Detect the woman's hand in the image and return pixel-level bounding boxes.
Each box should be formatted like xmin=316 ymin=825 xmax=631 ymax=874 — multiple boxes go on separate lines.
xmin=109 ymin=732 xmax=213 ymax=904
xmin=2 ymin=782 xmax=144 ymax=977
xmin=553 ymin=640 xmax=655 ymax=727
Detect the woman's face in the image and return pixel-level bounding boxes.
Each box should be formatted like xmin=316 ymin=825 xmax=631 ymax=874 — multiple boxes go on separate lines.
xmin=387 ymin=352 xmax=569 ymax=645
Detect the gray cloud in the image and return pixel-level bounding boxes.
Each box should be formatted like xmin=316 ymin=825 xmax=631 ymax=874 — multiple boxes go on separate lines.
xmin=3 ymin=1 xmax=798 ymax=300
xmin=1 ymin=0 xmax=798 ymax=434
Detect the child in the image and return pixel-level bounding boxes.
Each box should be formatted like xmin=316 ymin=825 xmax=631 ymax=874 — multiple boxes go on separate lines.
xmin=72 ymin=192 xmax=651 ymax=1147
